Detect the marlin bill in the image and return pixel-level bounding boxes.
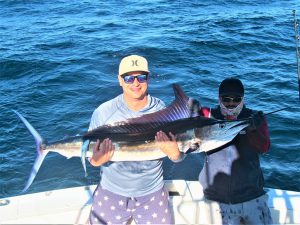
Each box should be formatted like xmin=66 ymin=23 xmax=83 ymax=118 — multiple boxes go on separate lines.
xmin=14 ymin=84 xmax=249 ymax=192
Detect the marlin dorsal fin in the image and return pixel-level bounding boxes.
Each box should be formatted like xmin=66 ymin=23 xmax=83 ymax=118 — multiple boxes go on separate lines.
xmin=125 ymin=84 xmax=193 ymax=125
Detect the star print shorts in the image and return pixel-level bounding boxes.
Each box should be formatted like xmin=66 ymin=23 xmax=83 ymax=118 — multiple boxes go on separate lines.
xmin=89 ymin=185 xmax=172 ymax=225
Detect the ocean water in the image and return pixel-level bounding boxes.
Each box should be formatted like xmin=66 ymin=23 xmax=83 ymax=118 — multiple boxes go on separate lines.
xmin=1 ymin=0 xmax=300 ymax=198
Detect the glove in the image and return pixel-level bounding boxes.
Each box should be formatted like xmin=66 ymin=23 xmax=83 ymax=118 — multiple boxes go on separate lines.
xmin=248 ymin=111 xmax=264 ymax=131
xmin=188 ymin=98 xmax=201 ymax=117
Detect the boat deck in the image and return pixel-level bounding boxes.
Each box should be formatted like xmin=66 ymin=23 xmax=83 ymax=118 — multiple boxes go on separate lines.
xmin=0 ymin=180 xmax=299 ymax=224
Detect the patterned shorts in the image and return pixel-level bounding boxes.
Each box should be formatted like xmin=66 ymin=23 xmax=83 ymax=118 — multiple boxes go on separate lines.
xmin=89 ymin=185 xmax=172 ymax=225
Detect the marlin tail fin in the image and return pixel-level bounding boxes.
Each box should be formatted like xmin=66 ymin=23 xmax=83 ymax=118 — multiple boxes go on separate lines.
xmin=13 ymin=110 xmax=48 ymax=193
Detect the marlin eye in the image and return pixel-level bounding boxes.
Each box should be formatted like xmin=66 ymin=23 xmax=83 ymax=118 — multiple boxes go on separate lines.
xmin=219 ymin=123 xmax=226 ymax=129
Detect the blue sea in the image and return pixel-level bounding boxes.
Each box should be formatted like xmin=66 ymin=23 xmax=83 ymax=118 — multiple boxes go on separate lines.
xmin=1 ymin=0 xmax=300 ymax=198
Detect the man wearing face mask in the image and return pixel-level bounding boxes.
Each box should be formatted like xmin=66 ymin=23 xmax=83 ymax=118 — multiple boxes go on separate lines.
xmin=198 ymin=77 xmax=273 ymax=224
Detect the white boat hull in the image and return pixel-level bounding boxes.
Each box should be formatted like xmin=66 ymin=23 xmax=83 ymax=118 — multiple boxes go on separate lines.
xmin=0 ymin=180 xmax=299 ymax=224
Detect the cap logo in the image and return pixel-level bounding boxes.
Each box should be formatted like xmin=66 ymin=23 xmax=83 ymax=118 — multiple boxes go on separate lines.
xmin=132 ymin=60 xmax=138 ymax=67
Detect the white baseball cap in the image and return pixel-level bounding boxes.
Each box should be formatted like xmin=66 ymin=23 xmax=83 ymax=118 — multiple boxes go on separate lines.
xmin=118 ymin=55 xmax=149 ymax=76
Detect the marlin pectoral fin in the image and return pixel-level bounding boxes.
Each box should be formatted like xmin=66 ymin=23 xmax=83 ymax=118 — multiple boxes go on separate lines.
xmin=81 ymin=140 xmax=90 ymax=177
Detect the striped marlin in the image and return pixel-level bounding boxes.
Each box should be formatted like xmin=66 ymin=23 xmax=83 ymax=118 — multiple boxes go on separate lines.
xmin=14 ymin=84 xmax=248 ymax=192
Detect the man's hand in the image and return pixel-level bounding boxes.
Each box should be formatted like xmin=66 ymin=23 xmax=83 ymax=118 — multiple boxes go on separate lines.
xmin=247 ymin=111 xmax=265 ymax=131
xmin=155 ymin=131 xmax=181 ymax=161
xmin=90 ymin=138 xmax=114 ymax=167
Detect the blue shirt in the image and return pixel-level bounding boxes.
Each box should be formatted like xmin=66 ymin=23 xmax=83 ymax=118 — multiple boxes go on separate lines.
xmin=89 ymin=94 xmax=166 ymax=197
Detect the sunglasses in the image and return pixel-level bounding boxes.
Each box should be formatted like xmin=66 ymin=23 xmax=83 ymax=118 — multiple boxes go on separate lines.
xmin=122 ymin=74 xmax=148 ymax=84
xmin=221 ymin=96 xmax=243 ymax=103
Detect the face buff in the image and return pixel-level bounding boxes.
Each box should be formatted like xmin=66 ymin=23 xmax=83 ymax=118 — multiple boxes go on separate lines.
xmin=219 ymin=99 xmax=244 ymax=120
